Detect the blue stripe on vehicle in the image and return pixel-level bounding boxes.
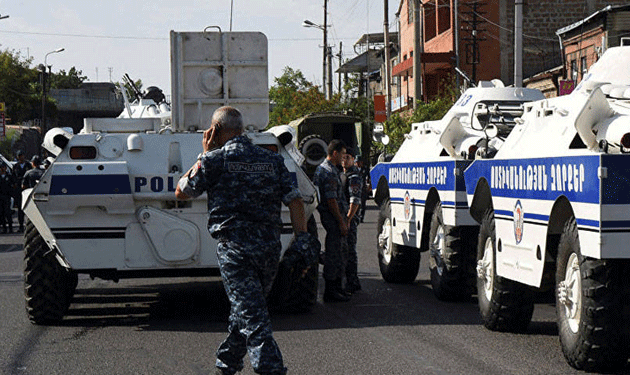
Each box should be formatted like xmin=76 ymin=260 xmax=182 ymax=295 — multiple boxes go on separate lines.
xmin=464 ymin=155 xmax=601 ymax=204
xmin=370 ymin=160 xmax=472 ymax=192
xmin=50 ymin=174 xmax=132 ymax=195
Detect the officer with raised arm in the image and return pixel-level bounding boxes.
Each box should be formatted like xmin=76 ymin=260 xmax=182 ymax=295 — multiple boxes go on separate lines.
xmin=176 ymin=106 xmax=308 ymax=375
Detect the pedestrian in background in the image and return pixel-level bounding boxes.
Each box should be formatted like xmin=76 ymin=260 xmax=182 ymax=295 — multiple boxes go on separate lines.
xmin=12 ymin=150 xmax=31 ymax=232
xmin=22 ymin=155 xmax=44 ymax=190
xmin=341 ymin=148 xmax=363 ymax=293
xmin=313 ymin=139 xmax=350 ymax=302
xmin=0 ymin=164 xmax=15 ymax=233
xmin=175 ymin=106 xmax=308 ymax=375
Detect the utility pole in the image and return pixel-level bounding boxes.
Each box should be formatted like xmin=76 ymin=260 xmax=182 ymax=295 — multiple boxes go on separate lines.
xmin=454 ymin=0 xmax=460 ymax=88
xmin=461 ymin=1 xmax=487 ymax=84
xmin=327 ymin=45 xmax=333 ymax=99
xmin=337 ymin=41 xmax=343 ymax=95
xmin=384 ymin=0 xmax=392 ymax=118
xmin=413 ymin=0 xmax=423 ymax=109
xmin=323 ymin=0 xmax=329 ymax=99
xmin=514 ymin=0 xmax=523 ymax=87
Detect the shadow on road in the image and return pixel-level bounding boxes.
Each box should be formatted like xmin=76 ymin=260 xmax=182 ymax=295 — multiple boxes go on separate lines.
xmin=53 ymin=271 xmax=555 ymax=338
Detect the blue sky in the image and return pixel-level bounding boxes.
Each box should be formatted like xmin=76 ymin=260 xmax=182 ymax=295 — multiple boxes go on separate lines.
xmin=0 ymin=0 xmax=397 ymax=94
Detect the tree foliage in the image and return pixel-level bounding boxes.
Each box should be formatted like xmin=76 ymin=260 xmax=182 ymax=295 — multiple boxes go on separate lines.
xmin=0 ymin=49 xmax=40 ymax=123
xmin=49 ymin=67 xmax=88 ymax=90
xmin=268 ymin=66 xmax=373 ymax=128
xmin=0 ymin=49 xmax=87 ymax=125
xmin=373 ymin=80 xmax=458 ymax=156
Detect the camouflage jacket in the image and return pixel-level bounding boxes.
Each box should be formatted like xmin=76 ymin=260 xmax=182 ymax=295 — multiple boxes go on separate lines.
xmin=342 ymin=165 xmax=363 ymax=207
xmin=184 ymin=135 xmax=301 ymax=238
xmin=313 ymin=158 xmax=347 ymax=214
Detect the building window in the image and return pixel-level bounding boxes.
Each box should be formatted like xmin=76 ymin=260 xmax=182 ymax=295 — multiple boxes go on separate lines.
xmin=581 ymin=56 xmax=588 ymax=78
xmin=408 ymin=0 xmax=413 ymax=24
xmin=424 ymin=1 xmax=437 ymax=41
xmin=438 ymin=0 xmax=451 ymax=34
xmin=571 ymin=59 xmax=578 ymax=81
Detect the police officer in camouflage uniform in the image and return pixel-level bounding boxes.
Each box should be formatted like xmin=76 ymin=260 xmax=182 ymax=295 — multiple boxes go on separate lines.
xmin=341 ymin=148 xmax=363 ymax=293
xmin=175 ymin=106 xmax=308 ymax=375
xmin=0 ymin=164 xmax=14 ymax=233
xmin=21 ymin=155 xmax=44 ymax=190
xmin=313 ymin=139 xmax=351 ymax=302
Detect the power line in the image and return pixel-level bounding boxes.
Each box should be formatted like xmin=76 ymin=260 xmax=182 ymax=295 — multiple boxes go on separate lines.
xmin=0 ymin=29 xmax=357 ymax=42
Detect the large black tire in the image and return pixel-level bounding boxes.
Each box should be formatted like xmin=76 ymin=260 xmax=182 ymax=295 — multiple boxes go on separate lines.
xmin=476 ymin=209 xmax=533 ymax=332
xmin=24 ymin=221 xmax=77 ymax=324
xmin=429 ymin=202 xmax=474 ymax=301
xmin=298 ymin=135 xmax=328 ymax=166
xmin=555 ymin=218 xmax=629 ymax=372
xmin=377 ymin=198 xmax=420 ymax=284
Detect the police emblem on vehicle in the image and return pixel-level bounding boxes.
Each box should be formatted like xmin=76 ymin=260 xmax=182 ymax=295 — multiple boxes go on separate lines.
xmin=404 ymin=191 xmax=411 ymax=220
xmin=513 ymin=200 xmax=524 ymax=244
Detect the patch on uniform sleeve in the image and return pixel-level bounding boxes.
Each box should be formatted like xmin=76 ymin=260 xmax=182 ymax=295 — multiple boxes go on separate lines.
xmin=351 ymin=184 xmax=361 ymax=196
xmin=189 ymin=161 xmax=201 ymax=178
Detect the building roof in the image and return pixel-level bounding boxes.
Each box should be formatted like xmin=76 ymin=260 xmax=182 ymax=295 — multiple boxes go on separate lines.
xmin=556 ymin=4 xmax=630 ymax=36
xmin=354 ymin=32 xmax=399 ymax=47
xmin=337 ymin=49 xmax=383 ymax=73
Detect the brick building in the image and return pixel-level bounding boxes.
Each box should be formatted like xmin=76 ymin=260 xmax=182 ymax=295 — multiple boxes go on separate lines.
xmin=391 ymin=0 xmax=629 ymax=112
xmin=557 ymin=4 xmax=630 ymax=86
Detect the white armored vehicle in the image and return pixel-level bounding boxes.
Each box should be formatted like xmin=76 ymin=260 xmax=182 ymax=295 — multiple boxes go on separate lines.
xmin=22 ymin=30 xmax=319 ymax=324
xmin=463 ymin=46 xmax=630 ymax=372
xmin=370 ymin=83 xmax=543 ymax=300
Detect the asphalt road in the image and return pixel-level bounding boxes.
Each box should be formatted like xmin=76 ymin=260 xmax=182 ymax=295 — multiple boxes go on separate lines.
xmin=0 ymin=202 xmax=621 ymax=375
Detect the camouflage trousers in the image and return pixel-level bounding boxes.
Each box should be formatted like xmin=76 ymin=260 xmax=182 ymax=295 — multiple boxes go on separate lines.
xmin=319 ymin=211 xmax=348 ymax=281
xmin=345 ymin=216 xmax=360 ymax=285
xmin=215 ymin=233 xmax=287 ymax=375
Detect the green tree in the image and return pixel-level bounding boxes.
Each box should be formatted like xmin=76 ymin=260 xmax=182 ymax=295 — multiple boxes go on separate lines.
xmin=374 ymin=80 xmax=457 ymax=155
xmin=50 ymin=67 xmax=87 ymax=89
xmin=268 ymin=67 xmax=337 ymax=126
xmin=0 ymin=49 xmax=40 ymax=123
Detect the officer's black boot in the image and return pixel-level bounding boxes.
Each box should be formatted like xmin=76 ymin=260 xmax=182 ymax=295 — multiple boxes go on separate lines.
xmin=345 ymin=276 xmax=362 ymax=294
xmin=324 ymin=279 xmax=350 ymax=302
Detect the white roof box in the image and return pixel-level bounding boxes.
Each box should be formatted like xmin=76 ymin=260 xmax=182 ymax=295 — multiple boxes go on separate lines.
xmin=170 ymin=30 xmax=269 ymax=131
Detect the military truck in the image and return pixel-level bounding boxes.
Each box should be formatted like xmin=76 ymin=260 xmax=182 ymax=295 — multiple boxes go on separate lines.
xmin=21 ymin=30 xmax=319 ymax=324
xmin=369 ymin=82 xmax=543 ymax=300
xmin=463 ymin=46 xmax=630 ymax=372
xmin=289 ymin=112 xmax=368 ymax=177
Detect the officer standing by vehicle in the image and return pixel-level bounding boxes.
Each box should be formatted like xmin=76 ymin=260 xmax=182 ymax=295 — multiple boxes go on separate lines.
xmin=12 ymin=150 xmax=31 ymax=232
xmin=22 ymin=155 xmax=44 ymax=189
xmin=313 ymin=139 xmax=350 ymax=302
xmin=341 ymin=148 xmax=363 ymax=293
xmin=175 ymin=106 xmax=308 ymax=375
xmin=0 ymin=163 xmax=15 ymax=233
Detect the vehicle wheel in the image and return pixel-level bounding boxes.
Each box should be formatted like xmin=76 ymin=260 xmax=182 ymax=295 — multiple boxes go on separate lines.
xmin=556 ymin=218 xmax=629 ymax=372
xmin=299 ymin=135 xmax=328 ymax=166
xmin=429 ymin=202 xmax=473 ymax=301
xmin=24 ymin=221 xmax=77 ymax=324
xmin=377 ymin=198 xmax=419 ymax=284
xmin=477 ymin=209 xmax=533 ymax=332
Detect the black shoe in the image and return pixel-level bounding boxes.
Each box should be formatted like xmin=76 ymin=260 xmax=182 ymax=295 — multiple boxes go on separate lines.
xmin=324 ymin=289 xmax=351 ymax=302
xmin=345 ymin=282 xmax=362 ymax=294
xmin=324 ymin=279 xmax=350 ymax=302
